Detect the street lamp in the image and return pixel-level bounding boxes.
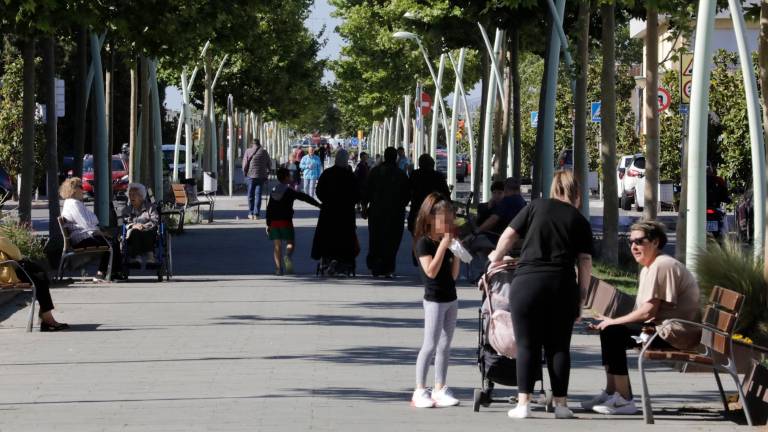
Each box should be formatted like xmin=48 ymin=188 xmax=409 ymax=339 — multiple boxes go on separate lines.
xmin=392 ymin=31 xmax=450 ymax=158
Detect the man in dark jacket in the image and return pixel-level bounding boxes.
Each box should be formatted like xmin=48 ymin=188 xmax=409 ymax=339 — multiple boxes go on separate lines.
xmin=362 ymin=147 xmax=410 ymax=277
xmin=242 ymin=139 xmax=271 ymax=219
xmin=407 ymin=154 xmax=450 ymax=234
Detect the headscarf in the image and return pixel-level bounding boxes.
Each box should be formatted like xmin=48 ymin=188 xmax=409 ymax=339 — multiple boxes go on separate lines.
xmin=383 ymin=147 xmax=397 ymax=164
xmin=335 ymin=149 xmax=349 ymax=167
xmin=418 ymin=154 xmax=435 ymax=170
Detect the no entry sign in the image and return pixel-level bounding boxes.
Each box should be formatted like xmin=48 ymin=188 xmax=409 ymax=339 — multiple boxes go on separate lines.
xmin=657 ymin=87 xmax=671 ymax=112
xmin=420 ymin=92 xmax=432 ymax=117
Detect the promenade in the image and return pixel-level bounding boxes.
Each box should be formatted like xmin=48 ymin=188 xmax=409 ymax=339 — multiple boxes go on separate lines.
xmin=0 ymin=196 xmax=747 ymax=431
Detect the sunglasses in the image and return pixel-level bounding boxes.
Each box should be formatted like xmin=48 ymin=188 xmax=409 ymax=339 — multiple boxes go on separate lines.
xmin=629 ymin=237 xmax=648 ymax=246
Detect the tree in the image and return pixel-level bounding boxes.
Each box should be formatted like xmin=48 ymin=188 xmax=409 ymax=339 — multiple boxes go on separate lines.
xmin=644 ymin=4 xmax=660 ymax=219
xmin=600 ymin=0 xmax=619 ymax=266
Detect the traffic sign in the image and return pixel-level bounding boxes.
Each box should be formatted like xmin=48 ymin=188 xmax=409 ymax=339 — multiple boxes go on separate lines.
xmin=590 ymin=101 xmax=601 ymax=123
xmin=679 ymin=104 xmax=689 ymax=115
xmin=680 ymin=52 xmax=694 ymax=104
xmin=420 ymin=92 xmax=432 ymax=116
xmin=530 ymin=111 xmax=538 ymax=128
xmin=681 ymin=53 xmax=694 ymax=76
xmin=657 ymin=87 xmax=671 ymax=112
xmin=55 ymin=78 xmax=65 ymax=117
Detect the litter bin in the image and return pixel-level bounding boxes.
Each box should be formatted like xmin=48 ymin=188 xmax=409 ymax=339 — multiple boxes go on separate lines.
xmin=203 ymin=171 xmax=217 ymax=193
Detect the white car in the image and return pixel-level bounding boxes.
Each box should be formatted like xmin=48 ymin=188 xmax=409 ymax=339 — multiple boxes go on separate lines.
xmin=617 ymin=153 xmax=646 ymax=211
xmin=162 ymin=144 xmax=200 ymax=180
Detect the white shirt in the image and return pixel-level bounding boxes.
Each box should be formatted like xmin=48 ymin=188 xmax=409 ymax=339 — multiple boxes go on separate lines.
xmin=61 ymin=198 xmax=100 ymax=243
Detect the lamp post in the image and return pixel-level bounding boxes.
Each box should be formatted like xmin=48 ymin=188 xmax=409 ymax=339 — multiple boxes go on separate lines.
xmin=392 ymin=31 xmax=450 ymax=157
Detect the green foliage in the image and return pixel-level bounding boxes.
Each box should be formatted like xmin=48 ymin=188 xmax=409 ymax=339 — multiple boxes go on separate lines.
xmin=693 ymin=239 xmax=768 ymax=345
xmin=708 ymin=49 xmax=753 ymax=193
xmin=0 ymin=219 xmax=45 ymax=260
xmin=0 ymin=43 xmax=45 ymax=185
xmin=659 ymin=70 xmax=684 ymax=183
xmin=592 ymin=260 xmax=638 ymax=295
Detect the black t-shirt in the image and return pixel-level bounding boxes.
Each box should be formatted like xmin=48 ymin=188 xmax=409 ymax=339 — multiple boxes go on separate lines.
xmin=493 ymin=194 xmax=527 ymax=233
xmin=415 ymin=236 xmax=457 ymax=303
xmin=508 ymin=199 xmax=593 ymax=276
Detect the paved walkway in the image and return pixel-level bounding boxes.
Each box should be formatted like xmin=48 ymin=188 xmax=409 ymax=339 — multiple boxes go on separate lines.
xmin=0 ymin=196 xmax=748 ymax=431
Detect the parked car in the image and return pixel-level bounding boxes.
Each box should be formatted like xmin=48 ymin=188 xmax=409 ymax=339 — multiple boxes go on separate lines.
xmin=456 ymin=154 xmax=469 ymax=183
xmin=81 ymin=155 xmax=129 ymax=199
xmin=556 ymin=149 xmax=573 ymax=171
xmin=617 ymin=153 xmax=646 ymax=211
xmin=434 ymin=149 xmax=469 ymax=182
xmin=162 ymin=144 xmax=200 ymax=180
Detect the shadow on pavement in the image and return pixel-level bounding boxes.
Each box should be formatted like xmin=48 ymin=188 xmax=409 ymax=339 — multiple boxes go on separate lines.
xmin=213 ymin=313 xmax=477 ymax=331
xmin=263 ymin=345 xmax=475 ymax=366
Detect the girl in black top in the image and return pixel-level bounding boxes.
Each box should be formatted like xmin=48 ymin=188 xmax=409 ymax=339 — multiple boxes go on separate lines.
xmin=488 ymin=170 xmax=593 ymax=420
xmin=410 ymin=193 xmax=461 ymax=409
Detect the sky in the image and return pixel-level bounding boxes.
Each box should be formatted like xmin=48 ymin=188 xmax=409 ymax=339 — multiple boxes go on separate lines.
xmin=165 ymin=0 xmax=480 ymax=114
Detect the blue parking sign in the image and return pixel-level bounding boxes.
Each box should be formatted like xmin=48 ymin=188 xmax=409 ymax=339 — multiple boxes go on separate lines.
xmin=591 ymin=102 xmax=601 ymax=122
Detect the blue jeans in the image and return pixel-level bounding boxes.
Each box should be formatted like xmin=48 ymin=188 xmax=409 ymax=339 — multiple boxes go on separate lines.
xmin=302 ymin=178 xmax=317 ymax=199
xmin=247 ymin=177 xmax=267 ymax=216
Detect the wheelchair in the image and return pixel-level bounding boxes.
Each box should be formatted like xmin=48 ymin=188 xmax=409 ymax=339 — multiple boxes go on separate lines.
xmin=119 ymin=202 xmax=173 ymax=282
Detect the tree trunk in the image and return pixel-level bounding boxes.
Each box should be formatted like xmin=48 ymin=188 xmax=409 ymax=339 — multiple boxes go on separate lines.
xmin=644 ymin=6 xmax=660 ymax=219
xmin=474 ymin=55 xmax=488 ymax=205
xmin=73 ymin=27 xmax=87 ymax=178
xmin=129 ymin=58 xmax=138 ymax=182
xmin=19 ymin=38 xmax=36 ymax=225
xmin=601 ymin=2 xmax=619 ymax=266
xmin=574 ymin=0 xmax=591 ymax=217
xmin=759 ymin=0 xmax=768 ymax=279
xmin=511 ymin=28 xmax=522 ymax=179
xmin=105 ymin=44 xmax=114 ymax=155
xmin=533 ymin=34 xmax=553 ymax=199
xmin=499 ymin=33 xmax=512 ymax=179
xmin=140 ymin=57 xmax=151 ymax=187
xmin=202 ymin=61 xmax=212 ymax=173
xmin=44 ymin=36 xmax=61 ymax=242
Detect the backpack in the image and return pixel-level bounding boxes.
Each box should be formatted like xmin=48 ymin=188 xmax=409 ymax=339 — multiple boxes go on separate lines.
xmin=479 ymin=259 xmax=518 ymax=358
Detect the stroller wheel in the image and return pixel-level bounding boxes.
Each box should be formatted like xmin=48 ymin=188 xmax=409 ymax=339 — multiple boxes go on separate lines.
xmin=473 ymin=389 xmax=482 ymax=412
xmin=481 ymin=390 xmax=493 ymax=407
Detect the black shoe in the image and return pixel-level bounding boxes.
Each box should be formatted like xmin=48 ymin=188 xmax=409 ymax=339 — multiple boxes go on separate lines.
xmin=40 ymin=322 xmax=70 ymax=332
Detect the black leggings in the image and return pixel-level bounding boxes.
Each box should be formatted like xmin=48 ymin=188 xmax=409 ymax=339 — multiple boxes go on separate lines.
xmin=15 ymin=259 xmax=54 ymax=314
xmin=509 ymin=271 xmax=579 ymax=397
xmin=600 ymin=323 xmax=674 ymax=376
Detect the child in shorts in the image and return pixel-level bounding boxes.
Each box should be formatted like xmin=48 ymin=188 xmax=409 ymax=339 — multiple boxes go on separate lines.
xmin=266 ymin=167 xmax=320 ymax=275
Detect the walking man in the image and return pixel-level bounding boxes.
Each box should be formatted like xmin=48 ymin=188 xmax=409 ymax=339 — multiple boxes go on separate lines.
xmin=242 ymin=138 xmax=271 ymax=220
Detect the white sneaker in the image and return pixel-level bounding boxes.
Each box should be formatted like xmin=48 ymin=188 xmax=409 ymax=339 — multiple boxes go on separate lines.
xmin=581 ymin=390 xmax=611 ymax=410
xmin=593 ymin=393 xmax=638 ymax=415
xmin=431 ymin=386 xmax=459 ymax=407
xmin=411 ymin=389 xmax=434 ymax=408
xmin=555 ymin=405 xmax=575 ymax=419
xmin=507 ymin=403 xmax=530 ymax=419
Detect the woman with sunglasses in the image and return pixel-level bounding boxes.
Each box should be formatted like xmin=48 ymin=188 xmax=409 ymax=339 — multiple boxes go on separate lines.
xmin=583 ymin=220 xmax=701 ymax=416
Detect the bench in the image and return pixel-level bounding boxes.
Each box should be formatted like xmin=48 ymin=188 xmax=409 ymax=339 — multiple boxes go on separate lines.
xmin=582 ymin=276 xmax=635 ymax=318
xmin=638 ymin=285 xmax=753 ymax=425
xmin=0 ymin=259 xmax=37 ymax=332
xmin=170 ymin=183 xmax=214 ymax=225
xmin=56 ymin=216 xmax=113 ymax=281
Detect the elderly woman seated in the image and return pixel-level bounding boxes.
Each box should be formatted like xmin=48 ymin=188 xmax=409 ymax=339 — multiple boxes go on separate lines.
xmin=60 ymin=177 xmax=124 ymax=281
xmin=584 ymin=220 xmax=701 ymax=416
xmin=120 ymin=183 xmax=159 ymax=265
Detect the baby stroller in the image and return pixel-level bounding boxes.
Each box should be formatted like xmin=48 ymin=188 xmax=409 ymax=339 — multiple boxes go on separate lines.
xmin=473 ymin=258 xmax=552 ymax=412
xmin=119 ymin=201 xmax=173 ymax=282
xmin=316 ymin=232 xmax=359 ymax=278
xmin=316 ymin=257 xmax=356 ymax=277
